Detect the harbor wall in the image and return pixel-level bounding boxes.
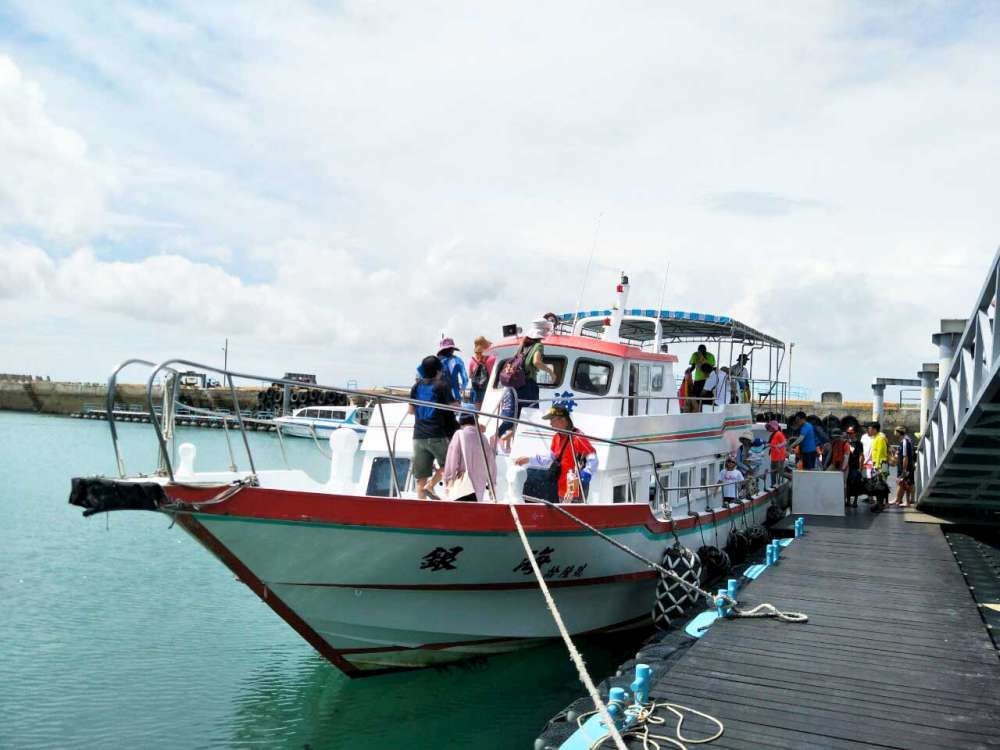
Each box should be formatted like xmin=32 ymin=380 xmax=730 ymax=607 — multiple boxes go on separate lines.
xmin=0 ymin=381 xmax=259 ymax=415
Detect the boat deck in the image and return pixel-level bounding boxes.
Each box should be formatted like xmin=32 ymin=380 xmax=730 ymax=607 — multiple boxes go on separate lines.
xmin=646 ymin=512 xmax=1000 ymax=749
xmin=543 ymin=511 xmax=1000 ymax=749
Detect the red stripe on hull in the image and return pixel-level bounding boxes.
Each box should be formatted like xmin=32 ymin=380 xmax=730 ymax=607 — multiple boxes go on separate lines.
xmin=167 ymin=485 xmax=779 ymax=536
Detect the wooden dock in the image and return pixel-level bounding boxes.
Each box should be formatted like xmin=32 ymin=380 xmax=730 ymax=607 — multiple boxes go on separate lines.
xmin=641 ymin=512 xmax=1000 ymax=749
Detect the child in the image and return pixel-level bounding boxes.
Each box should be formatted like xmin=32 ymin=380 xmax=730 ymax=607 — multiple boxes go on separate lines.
xmin=718 ymin=457 xmax=744 ymax=507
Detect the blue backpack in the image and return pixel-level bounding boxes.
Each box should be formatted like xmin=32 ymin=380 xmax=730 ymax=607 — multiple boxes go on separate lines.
xmin=414 ymin=380 xmax=440 ymax=422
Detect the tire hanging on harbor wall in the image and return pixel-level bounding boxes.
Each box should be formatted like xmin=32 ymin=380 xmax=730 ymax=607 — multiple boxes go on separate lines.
xmin=651 ymin=544 xmax=702 ymax=629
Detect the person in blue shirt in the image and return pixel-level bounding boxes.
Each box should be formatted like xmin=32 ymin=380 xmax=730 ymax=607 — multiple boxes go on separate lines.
xmin=792 ymin=411 xmax=818 ymax=470
xmin=436 ymin=337 xmax=469 ymax=403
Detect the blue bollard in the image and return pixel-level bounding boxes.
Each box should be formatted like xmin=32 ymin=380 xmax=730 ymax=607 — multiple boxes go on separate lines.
xmin=766 ymin=546 xmax=775 ymax=566
xmin=727 ymin=578 xmax=739 ymax=600
xmin=797 ymin=516 xmax=805 ymax=534
xmin=716 ymin=588 xmax=729 ymax=618
xmin=771 ymin=540 xmax=781 ymax=562
xmin=607 ymin=687 xmax=627 ymax=729
xmin=632 ymin=664 xmax=651 ymax=705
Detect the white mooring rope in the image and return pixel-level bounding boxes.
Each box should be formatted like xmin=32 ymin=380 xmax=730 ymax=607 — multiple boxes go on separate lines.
xmin=525 ymin=496 xmax=808 ymax=623
xmin=508 ymin=504 xmax=629 ymax=750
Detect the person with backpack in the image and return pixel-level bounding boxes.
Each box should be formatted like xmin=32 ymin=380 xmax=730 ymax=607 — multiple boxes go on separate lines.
xmin=499 ymin=317 xmax=555 ymax=419
xmin=436 ymin=337 xmax=468 ymax=403
xmin=892 ymin=425 xmax=916 ymax=507
xmin=468 ymin=336 xmax=495 ymax=409
xmin=408 ymin=355 xmax=459 ymax=499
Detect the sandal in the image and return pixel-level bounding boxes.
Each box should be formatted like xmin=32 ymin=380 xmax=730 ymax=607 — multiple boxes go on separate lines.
xmin=424 ymin=488 xmax=441 ymax=500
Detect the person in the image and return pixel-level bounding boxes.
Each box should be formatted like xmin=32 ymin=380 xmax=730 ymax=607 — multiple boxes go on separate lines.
xmin=717 ymin=457 xmax=744 ymax=507
xmin=408 ymin=355 xmax=459 ymax=499
xmin=892 ymin=425 xmax=915 ymax=507
xmin=791 ymin=412 xmax=818 ymax=470
xmin=444 ymin=412 xmax=498 ymax=502
xmin=437 ymin=337 xmax=469 ymax=403
xmin=496 ymin=386 xmax=517 ymax=454
xmin=688 ymin=345 xmax=715 ymax=408
xmin=468 ymin=336 xmax=495 ymax=409
xmin=734 ymin=431 xmax=754 ymax=473
xmin=730 ymin=354 xmax=751 ymax=403
xmin=765 ymin=420 xmax=787 ymax=488
xmin=813 ymin=419 xmax=832 ymax=469
xmin=827 ymin=428 xmax=851 ymax=474
xmin=861 ymin=427 xmax=874 ymax=476
xmin=868 ymin=421 xmax=889 ymax=479
xmin=515 ymin=405 xmax=597 ymax=502
xmin=514 ymin=318 xmax=556 ymax=417
xmin=678 ymin=367 xmax=694 ymax=412
xmin=845 ymin=426 xmax=865 ymax=507
xmin=702 ymin=365 xmax=731 ymax=408
xmin=749 ymin=437 xmax=769 ymax=482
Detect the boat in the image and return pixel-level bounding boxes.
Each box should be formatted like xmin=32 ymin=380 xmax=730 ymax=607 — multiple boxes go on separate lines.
xmin=68 ymin=274 xmax=791 ymax=676
xmin=273 ymin=404 xmax=369 ymax=438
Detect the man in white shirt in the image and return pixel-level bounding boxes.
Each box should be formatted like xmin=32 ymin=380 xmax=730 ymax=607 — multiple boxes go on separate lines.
xmin=702 ymin=365 xmax=731 ymax=407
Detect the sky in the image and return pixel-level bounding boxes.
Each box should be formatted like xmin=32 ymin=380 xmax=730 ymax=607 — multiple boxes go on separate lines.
xmin=1 ymin=1 xmax=998 ymax=399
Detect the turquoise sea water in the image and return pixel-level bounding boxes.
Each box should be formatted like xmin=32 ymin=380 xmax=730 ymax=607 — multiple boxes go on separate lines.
xmin=0 ymin=411 xmax=640 ymax=749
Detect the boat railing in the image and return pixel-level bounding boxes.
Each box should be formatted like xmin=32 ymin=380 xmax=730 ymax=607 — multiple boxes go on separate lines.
xmin=503 ymin=384 xmax=786 ymax=419
xmin=107 ymin=358 xmax=182 ymax=478
xmin=134 ymin=358 xmax=675 ymax=509
xmin=650 ymin=470 xmax=784 ymax=520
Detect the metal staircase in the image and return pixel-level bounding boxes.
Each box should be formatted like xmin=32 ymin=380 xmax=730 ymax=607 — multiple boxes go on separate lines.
xmin=917 ymin=247 xmax=1000 ymax=511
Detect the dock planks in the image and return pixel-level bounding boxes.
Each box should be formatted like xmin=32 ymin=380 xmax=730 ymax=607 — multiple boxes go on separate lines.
xmin=646 ymin=512 xmax=1000 ymax=749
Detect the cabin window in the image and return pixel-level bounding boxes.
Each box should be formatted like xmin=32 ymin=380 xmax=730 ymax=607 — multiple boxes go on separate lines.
xmin=304 ymin=409 xmax=318 ymax=418
xmin=638 ymin=366 xmax=651 ymax=393
xmin=612 ymin=484 xmax=627 ymax=503
xmin=492 ymin=355 xmax=567 ymax=389
xmin=366 ymin=457 xmax=412 ymax=497
xmin=328 ymin=410 xmax=345 ymax=420
xmin=651 ymin=366 xmax=664 ymax=391
xmin=572 ymin=359 xmax=613 ymax=395
xmin=700 ymin=467 xmax=709 ymax=489
xmin=677 ymin=470 xmax=690 ymax=502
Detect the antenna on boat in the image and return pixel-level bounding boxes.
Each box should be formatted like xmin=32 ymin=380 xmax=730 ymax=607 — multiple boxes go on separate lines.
xmin=572 ymin=213 xmax=603 ymax=335
xmin=654 ymin=263 xmax=670 ymax=352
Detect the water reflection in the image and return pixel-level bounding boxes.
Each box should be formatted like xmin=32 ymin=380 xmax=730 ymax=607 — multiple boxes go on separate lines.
xmin=226 ymin=635 xmax=642 ymax=750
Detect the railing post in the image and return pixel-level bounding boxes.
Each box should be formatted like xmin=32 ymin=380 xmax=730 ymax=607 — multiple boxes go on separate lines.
xmin=227 ymin=373 xmax=257 ymax=478
xmin=376 ymin=397 xmax=401 ymax=498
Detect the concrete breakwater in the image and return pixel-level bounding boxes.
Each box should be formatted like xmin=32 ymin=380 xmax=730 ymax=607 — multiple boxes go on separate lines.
xmin=0 ymin=380 xmax=260 ymax=416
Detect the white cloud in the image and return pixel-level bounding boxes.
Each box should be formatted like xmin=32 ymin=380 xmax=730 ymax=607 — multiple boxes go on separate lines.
xmin=0 ymin=56 xmax=119 ymax=240
xmin=1 ymin=3 xmax=999 ymax=396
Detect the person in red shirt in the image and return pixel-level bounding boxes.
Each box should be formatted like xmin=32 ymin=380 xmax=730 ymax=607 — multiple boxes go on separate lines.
xmin=765 ymin=420 xmax=787 ymax=489
xmin=515 ymin=405 xmax=598 ymax=501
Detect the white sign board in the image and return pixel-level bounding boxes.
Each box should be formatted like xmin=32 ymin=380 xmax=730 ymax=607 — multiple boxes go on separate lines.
xmin=791 ymin=469 xmax=845 ymax=516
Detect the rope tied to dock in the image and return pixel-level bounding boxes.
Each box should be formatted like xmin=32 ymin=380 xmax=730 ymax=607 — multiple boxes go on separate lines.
xmin=524 ymin=496 xmax=808 ymax=624
xmin=507 ymin=504 xmax=629 ymax=750
xmin=577 ymin=698 xmax=724 ymax=750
